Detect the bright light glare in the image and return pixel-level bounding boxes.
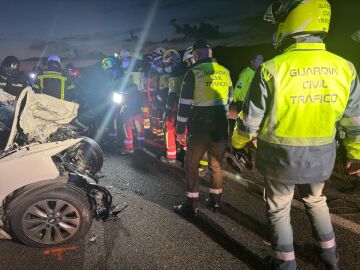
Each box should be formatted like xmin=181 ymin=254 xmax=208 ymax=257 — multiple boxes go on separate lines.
xmin=29 ymin=73 xmax=36 ymax=79
xmin=113 ymin=92 xmax=123 ymax=104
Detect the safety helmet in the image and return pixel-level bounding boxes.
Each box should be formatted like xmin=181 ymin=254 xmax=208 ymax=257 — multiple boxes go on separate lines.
xmin=1 ymin=56 xmax=20 ymax=75
xmin=154 ymin=47 xmax=167 ymax=56
xmin=162 ymin=49 xmax=181 ymax=73
xmin=182 ymin=45 xmax=195 ymax=67
xmin=47 ymin=54 xmax=61 ymax=69
xmin=162 ymin=49 xmax=181 ymax=64
xmin=101 ymin=57 xmax=116 ymax=71
xmin=352 ymin=30 xmax=360 ymax=43
xmin=183 ymin=45 xmax=193 ymax=61
xmin=47 ymin=55 xmax=61 ymax=65
xmin=264 ymin=0 xmax=331 ymax=49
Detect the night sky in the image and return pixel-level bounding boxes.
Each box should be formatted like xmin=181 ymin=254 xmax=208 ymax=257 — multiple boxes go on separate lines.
xmin=0 ymin=0 xmax=359 ymax=64
xmin=1 ymin=0 xmax=273 ymax=60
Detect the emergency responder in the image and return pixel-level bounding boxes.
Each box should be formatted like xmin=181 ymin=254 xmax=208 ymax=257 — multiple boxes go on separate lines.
xmin=174 ymin=39 xmax=233 ymax=215
xmin=65 ymin=63 xmax=81 ymax=85
xmin=155 ymin=48 xmax=170 ymax=137
xmin=140 ymin=54 xmax=154 ymax=132
xmin=117 ymin=56 xmax=145 ymax=155
xmin=0 ymin=56 xmax=29 ymax=97
xmin=160 ymin=49 xmax=187 ymax=164
xmin=148 ymin=48 xmax=166 ymax=136
xmin=33 ymin=55 xmax=76 ymax=101
xmin=233 ymin=52 xmax=263 ymax=113
xmin=232 ymin=1 xmax=360 ymax=269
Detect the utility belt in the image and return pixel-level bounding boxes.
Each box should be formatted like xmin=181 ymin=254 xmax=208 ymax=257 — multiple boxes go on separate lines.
xmin=188 ymin=108 xmax=228 ymax=139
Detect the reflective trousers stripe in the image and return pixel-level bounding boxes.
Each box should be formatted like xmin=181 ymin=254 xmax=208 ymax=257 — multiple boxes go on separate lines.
xmin=179 ymin=98 xmax=193 ymax=105
xmin=209 ymin=188 xmax=222 ymax=195
xmin=186 ymin=192 xmax=199 ymax=198
xmin=319 ymin=238 xmax=336 ymax=249
xmin=200 ymin=160 xmax=208 ymax=166
xmin=177 ymin=116 xmax=188 ymax=123
xmin=275 ymin=251 xmax=295 ymax=261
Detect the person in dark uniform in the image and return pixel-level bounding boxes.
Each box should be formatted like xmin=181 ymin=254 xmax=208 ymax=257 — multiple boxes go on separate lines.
xmin=0 ymin=56 xmax=29 ymax=98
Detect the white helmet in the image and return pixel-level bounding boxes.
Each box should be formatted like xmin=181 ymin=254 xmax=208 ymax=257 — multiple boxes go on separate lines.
xmin=154 ymin=47 xmax=167 ymax=56
xmin=47 ymin=55 xmax=61 ymax=64
xmin=183 ymin=45 xmax=195 ymax=67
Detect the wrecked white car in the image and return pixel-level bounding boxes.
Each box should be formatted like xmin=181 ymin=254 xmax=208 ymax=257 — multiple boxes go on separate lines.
xmin=0 ymin=87 xmax=114 ymax=247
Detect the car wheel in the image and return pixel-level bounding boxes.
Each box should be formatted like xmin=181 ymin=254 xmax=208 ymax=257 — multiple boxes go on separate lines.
xmin=8 ymin=184 xmax=93 ymax=248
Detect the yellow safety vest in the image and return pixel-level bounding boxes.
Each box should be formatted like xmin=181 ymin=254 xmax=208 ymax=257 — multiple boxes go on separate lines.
xmin=191 ymin=62 xmax=232 ymax=106
xmin=130 ymin=72 xmax=146 ymax=91
xmin=233 ymin=42 xmax=360 ymax=183
xmin=168 ymin=75 xmax=183 ymax=96
xmin=259 ymin=43 xmax=354 ymax=147
xmin=159 ymin=74 xmax=170 ymax=90
xmin=233 ymin=66 xmax=255 ymax=102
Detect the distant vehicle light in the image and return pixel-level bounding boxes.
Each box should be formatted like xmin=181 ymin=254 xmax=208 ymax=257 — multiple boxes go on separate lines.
xmin=114 ymin=53 xmax=119 ymax=58
xmin=29 ymin=72 xmax=36 ymax=79
xmin=113 ymin=92 xmax=123 ymax=104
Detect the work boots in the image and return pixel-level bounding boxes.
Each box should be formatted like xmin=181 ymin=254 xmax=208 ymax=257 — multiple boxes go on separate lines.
xmin=173 ymin=198 xmax=199 ymax=217
xmin=120 ymin=148 xmax=135 ymax=155
xmin=160 ymin=155 xmax=176 ymax=165
xmin=324 ymin=263 xmax=340 ymax=270
xmin=205 ymin=193 xmax=222 ymax=212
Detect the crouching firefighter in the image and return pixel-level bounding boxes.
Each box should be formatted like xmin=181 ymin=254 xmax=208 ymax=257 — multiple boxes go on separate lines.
xmin=233 ymin=1 xmax=360 ymax=269
xmin=174 ymin=39 xmax=233 ymax=215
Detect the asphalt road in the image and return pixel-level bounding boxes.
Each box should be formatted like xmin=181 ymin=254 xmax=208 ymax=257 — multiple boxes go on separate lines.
xmin=0 ymin=150 xmax=360 ymax=270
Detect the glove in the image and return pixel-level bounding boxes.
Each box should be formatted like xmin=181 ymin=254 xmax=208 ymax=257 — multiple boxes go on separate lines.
xmin=177 ymin=133 xmax=187 ymax=146
xmin=233 ymin=147 xmax=253 ymax=170
xmin=346 ymin=161 xmax=360 ymax=176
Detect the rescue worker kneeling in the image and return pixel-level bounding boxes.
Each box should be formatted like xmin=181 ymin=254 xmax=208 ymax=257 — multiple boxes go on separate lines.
xmin=174 ymin=40 xmax=233 ymax=215
xmin=232 ymin=1 xmax=360 ymax=269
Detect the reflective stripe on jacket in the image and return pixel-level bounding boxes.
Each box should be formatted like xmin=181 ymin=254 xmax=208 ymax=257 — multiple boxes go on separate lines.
xmin=233 ymin=41 xmax=360 ymax=183
xmin=176 ymin=58 xmax=233 ymax=135
xmin=33 ymin=69 xmax=75 ymax=100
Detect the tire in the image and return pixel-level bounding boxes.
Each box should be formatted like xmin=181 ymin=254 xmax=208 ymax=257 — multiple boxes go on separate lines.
xmin=72 ymin=137 xmax=104 ymax=175
xmin=8 ymin=184 xmax=93 ymax=248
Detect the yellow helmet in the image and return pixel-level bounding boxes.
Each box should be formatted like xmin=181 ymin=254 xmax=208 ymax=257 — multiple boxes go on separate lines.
xmin=162 ymin=49 xmax=181 ymax=64
xmin=264 ymin=0 xmax=331 ymax=49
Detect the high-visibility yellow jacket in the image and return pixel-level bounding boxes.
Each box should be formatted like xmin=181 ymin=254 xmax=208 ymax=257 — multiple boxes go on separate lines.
xmin=176 ymin=58 xmax=233 ymax=135
xmin=233 ymin=66 xmax=255 ymax=102
xmin=232 ymin=40 xmax=360 ymax=183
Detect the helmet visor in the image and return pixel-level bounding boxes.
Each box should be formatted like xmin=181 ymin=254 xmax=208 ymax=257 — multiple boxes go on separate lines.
xmin=264 ymin=0 xmax=304 ymax=24
xmin=264 ymin=1 xmax=283 ymax=23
